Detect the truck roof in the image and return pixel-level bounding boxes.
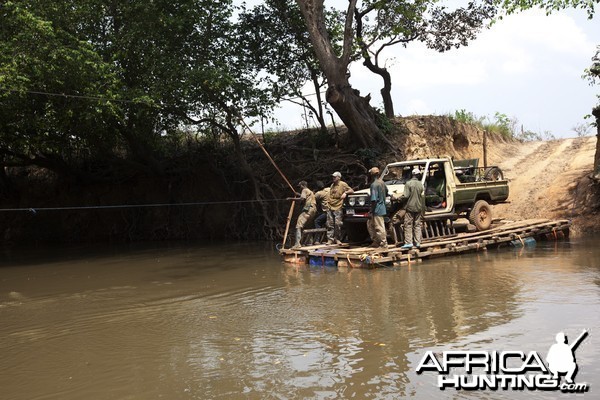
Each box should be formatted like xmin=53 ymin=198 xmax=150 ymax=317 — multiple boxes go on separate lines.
xmin=385 ymin=158 xmax=450 ymax=168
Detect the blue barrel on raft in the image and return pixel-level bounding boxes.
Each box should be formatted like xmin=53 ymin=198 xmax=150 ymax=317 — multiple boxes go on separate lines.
xmin=309 ymin=255 xmax=337 ymax=267
xmin=510 ymin=237 xmax=537 ymax=247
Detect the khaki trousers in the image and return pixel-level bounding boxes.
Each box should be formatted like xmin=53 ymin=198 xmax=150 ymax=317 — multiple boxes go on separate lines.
xmin=367 ymin=215 xmax=387 ymax=245
xmin=326 ymin=209 xmax=343 ymax=241
xmin=404 ymin=211 xmax=422 ymax=245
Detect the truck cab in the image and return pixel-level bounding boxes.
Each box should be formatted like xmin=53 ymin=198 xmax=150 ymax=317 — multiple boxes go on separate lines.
xmin=343 ymin=157 xmax=509 ymax=242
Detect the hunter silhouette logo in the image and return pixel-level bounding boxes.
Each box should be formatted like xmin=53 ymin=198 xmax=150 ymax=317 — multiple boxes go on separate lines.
xmin=546 ymin=329 xmax=588 ymax=384
xmin=416 ymin=329 xmax=590 ymax=392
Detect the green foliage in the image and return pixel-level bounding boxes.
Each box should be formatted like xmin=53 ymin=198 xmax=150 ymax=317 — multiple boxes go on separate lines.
xmin=0 ymin=1 xmax=122 ymax=165
xmin=453 ymin=109 xmax=476 ymax=124
xmin=497 ymin=0 xmax=597 ymax=19
xmin=449 ymin=109 xmax=558 ymax=141
xmin=237 ymin=0 xmax=320 ymax=100
xmin=374 ymin=108 xmax=394 ymax=135
xmin=497 ymin=1 xmax=598 ymax=133
xmin=484 ymin=112 xmax=517 ymax=138
xmin=354 ymin=0 xmax=497 ymax=119
xmin=262 ymin=129 xmax=282 ymax=145
xmin=309 ymin=129 xmax=333 ymax=149
xmin=237 ymin=0 xmax=338 ymax=132
xmin=452 ymin=109 xmax=487 ymax=125
xmin=583 ymin=46 xmax=600 ymax=121
xmin=354 ymin=147 xmax=381 ymax=167
xmin=355 ymin=0 xmax=498 ymax=59
xmin=0 ymin=0 xmax=280 ymax=177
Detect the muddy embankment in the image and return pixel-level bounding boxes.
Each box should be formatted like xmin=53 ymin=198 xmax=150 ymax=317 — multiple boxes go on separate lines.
xmin=0 ymin=115 xmax=598 ymax=244
xmin=397 ymin=116 xmax=600 ymax=236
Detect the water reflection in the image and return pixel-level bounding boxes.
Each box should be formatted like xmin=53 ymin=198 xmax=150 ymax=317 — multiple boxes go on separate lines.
xmin=0 ymin=239 xmax=599 ymax=399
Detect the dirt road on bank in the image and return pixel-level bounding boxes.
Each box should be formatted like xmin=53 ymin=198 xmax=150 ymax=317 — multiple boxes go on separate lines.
xmin=488 ymin=136 xmax=597 ymax=232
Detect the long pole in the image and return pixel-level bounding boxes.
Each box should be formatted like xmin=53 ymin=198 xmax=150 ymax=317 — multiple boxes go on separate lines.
xmin=483 ymin=131 xmax=488 ymax=168
xmin=237 ymin=117 xmax=297 ymax=249
xmin=238 ymin=118 xmax=296 ymax=194
xmin=282 ymin=202 xmax=295 ymax=250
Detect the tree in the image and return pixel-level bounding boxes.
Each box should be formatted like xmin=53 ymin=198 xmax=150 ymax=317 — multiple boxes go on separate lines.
xmin=499 ymin=0 xmax=597 ymax=18
xmin=354 ymin=0 xmax=496 ymax=118
xmin=586 ymin=46 xmax=600 ymax=179
xmin=295 ymin=0 xmax=382 ymax=148
xmin=497 ymin=1 xmax=598 ymax=177
xmin=0 ymin=2 xmax=121 ymax=179
xmin=295 ymin=0 xmax=497 ymax=148
xmin=238 ymin=0 xmax=333 ymax=134
xmin=0 ymin=0 xmax=294 ymax=240
xmin=0 ymin=0 xmax=279 ymax=182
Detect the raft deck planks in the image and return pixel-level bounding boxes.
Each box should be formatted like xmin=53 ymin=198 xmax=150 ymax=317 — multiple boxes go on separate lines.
xmin=279 ymin=219 xmax=570 ymax=268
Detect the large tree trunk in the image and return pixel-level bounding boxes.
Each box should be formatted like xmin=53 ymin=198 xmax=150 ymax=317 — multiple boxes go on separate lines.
xmin=325 ymin=83 xmax=379 ymax=147
xmin=593 ymin=106 xmax=600 ymax=181
xmin=296 ymin=0 xmax=380 ymax=148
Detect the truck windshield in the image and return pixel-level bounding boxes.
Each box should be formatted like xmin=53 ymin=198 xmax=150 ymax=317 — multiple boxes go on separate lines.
xmin=382 ymin=164 xmax=426 ymax=185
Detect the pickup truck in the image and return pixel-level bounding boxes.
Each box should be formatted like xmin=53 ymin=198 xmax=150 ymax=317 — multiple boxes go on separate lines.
xmin=343 ymin=157 xmax=509 ymax=242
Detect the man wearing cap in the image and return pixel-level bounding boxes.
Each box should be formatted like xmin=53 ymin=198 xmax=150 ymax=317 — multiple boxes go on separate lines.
xmin=400 ymin=167 xmax=425 ymax=249
xmin=367 ymin=167 xmax=388 ymax=248
xmin=327 ymin=171 xmax=353 ymax=244
xmin=291 ymin=180 xmax=316 ymax=249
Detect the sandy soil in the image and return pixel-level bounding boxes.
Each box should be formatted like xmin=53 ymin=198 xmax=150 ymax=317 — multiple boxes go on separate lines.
xmin=487 ymin=136 xmax=597 ymax=234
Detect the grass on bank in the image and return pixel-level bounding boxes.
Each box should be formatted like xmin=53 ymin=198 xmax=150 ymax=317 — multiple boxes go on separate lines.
xmin=447 ymin=109 xmax=559 ymax=141
xmin=255 ymin=109 xmax=594 ymax=144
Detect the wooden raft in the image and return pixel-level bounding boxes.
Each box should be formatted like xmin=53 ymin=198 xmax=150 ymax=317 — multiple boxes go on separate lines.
xmin=279 ymin=219 xmax=570 ymax=268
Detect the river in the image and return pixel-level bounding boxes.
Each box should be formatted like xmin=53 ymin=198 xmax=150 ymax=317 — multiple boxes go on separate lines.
xmin=1 ymin=237 xmax=599 ymax=399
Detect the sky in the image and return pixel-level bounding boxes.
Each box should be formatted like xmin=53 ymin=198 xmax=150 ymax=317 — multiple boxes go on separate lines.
xmin=265 ymin=7 xmax=599 ymax=139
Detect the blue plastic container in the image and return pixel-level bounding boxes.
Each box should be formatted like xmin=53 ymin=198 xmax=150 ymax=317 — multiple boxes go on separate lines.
xmin=510 ymin=237 xmax=537 ymax=247
xmin=309 ymin=256 xmax=337 ymax=267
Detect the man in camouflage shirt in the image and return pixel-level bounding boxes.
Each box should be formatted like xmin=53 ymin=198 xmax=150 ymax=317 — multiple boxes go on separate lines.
xmin=327 ymin=171 xmax=353 ymax=245
xmin=292 ymin=180 xmax=316 ymax=249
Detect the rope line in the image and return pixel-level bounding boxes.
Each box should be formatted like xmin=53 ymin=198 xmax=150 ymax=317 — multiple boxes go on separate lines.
xmin=0 ymin=198 xmax=289 ymax=213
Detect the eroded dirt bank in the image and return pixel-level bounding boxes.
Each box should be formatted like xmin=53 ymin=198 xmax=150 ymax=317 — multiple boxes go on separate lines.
xmin=392 ymin=117 xmax=600 ymax=236
xmin=487 ymin=136 xmax=599 ymax=236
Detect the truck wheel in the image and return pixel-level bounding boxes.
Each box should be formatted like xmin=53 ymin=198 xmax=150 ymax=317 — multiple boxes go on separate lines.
xmin=483 ymin=166 xmax=504 ymax=181
xmin=469 ymin=200 xmax=492 ymax=231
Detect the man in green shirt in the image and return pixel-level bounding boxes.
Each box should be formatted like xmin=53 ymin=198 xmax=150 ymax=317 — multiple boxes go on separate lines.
xmin=400 ymin=168 xmax=425 ymax=249
xmin=367 ymin=167 xmax=388 ymax=248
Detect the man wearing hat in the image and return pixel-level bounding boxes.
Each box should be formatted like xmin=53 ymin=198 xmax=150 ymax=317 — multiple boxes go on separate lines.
xmin=327 ymin=171 xmax=353 ymax=244
xmin=367 ymin=167 xmax=388 ymax=248
xmin=400 ymin=167 xmax=425 ymax=249
xmin=291 ymin=180 xmax=316 ymax=249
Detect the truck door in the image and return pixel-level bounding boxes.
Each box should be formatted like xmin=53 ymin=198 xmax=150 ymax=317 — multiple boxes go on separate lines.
xmin=424 ymin=162 xmax=449 ymax=211
xmin=443 ymin=161 xmax=455 ymax=212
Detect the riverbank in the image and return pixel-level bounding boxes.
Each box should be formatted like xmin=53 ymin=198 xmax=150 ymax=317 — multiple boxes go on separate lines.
xmin=0 ymin=116 xmax=597 ymax=243
xmin=487 ymin=136 xmax=600 ymax=236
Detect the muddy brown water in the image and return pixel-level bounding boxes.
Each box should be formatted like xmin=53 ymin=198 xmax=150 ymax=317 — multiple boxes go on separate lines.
xmin=1 ymin=238 xmax=599 ymax=399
